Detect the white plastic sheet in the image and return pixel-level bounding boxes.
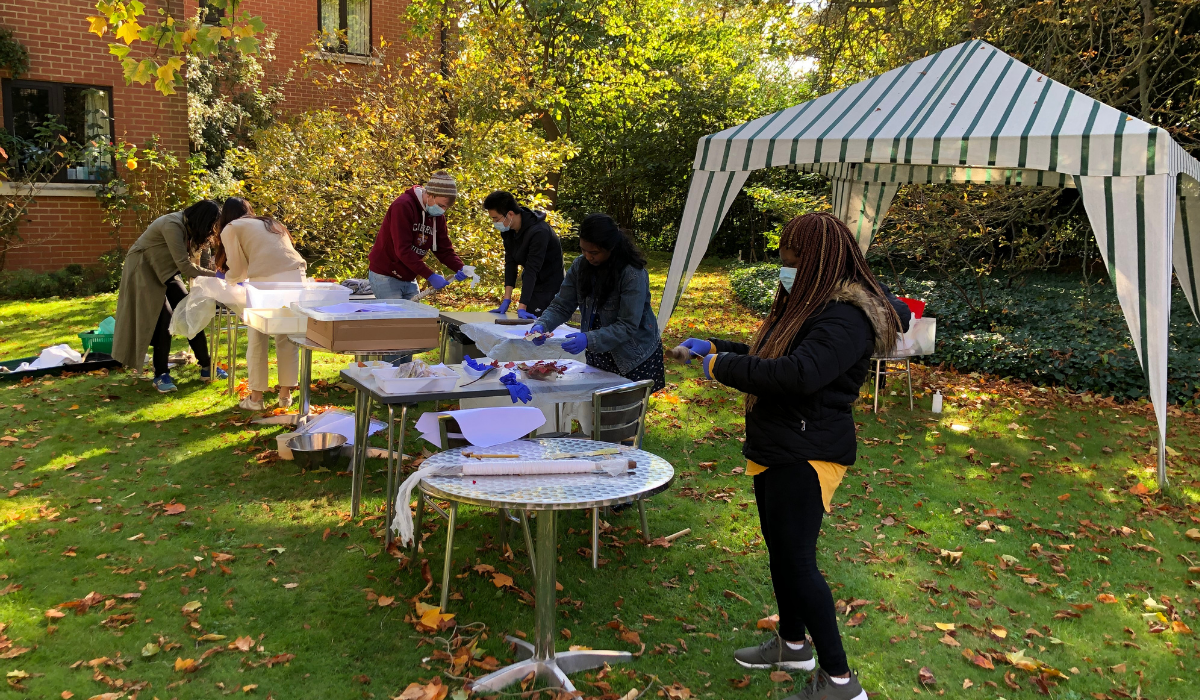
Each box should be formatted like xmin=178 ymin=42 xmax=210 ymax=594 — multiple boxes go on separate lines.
xmin=168 ymin=294 xmax=216 ymax=340
xmin=459 ymin=322 xmax=581 ymax=361
xmin=12 ymin=344 xmax=81 ymax=371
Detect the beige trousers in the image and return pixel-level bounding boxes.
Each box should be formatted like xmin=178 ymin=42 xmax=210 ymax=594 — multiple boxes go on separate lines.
xmin=246 ymin=270 xmax=303 ymax=392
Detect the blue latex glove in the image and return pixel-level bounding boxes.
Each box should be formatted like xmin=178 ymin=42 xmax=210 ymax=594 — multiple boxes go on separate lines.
xmin=489 ymin=299 xmax=512 ymax=314
xmin=562 ymin=332 xmax=588 ymax=355
xmin=528 ymin=324 xmax=548 ymax=346
xmin=428 ymin=273 xmax=449 ymax=290
xmin=499 ymin=372 xmax=533 ymax=404
xmin=463 ymin=356 xmax=489 ymax=372
xmin=516 ymin=308 xmax=537 ymax=320
xmin=454 ymin=268 xmax=469 ymax=282
xmin=702 ymin=354 xmax=718 ymax=380
xmin=680 ymin=338 xmax=714 ymax=364
xmin=215 ymin=271 xmax=225 ymax=280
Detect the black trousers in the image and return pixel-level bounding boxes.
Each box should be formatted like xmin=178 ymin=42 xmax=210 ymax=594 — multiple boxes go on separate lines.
xmin=753 ymin=464 xmax=849 ymax=676
xmin=151 ymin=276 xmax=211 ymax=377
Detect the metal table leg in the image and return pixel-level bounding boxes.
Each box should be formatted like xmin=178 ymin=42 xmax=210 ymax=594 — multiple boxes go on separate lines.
xmin=638 ymin=500 xmax=650 ymax=543
xmin=467 ymin=510 xmax=632 ymax=693
xmin=411 ymin=489 xmax=426 ymax=555
xmin=350 ymin=386 xmax=373 ymax=517
xmin=872 ymin=358 xmax=882 ymax=413
xmin=385 ymin=404 xmax=408 ymax=547
xmin=521 ymin=511 xmax=536 ymax=576
xmin=298 ymin=346 xmax=313 ymax=427
xmin=227 ymin=311 xmax=238 ymax=396
xmin=591 ymin=507 xmax=599 ymax=569
xmin=905 ymin=358 xmax=913 ymax=411
xmin=439 ymin=501 xmax=458 ymax=610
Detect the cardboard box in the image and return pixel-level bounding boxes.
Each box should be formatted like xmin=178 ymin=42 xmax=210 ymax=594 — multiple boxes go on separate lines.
xmin=305 ymin=317 xmax=439 ymax=352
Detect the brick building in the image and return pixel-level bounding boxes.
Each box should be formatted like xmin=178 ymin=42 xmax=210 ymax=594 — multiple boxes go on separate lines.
xmin=0 ymin=0 xmax=410 ymax=272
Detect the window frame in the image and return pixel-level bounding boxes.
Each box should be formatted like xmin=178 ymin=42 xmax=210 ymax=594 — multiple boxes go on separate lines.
xmin=1 ymin=78 xmax=116 ymax=184
xmin=318 ymin=0 xmax=372 ymax=56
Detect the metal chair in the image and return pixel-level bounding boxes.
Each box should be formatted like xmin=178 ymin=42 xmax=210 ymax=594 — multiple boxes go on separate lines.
xmin=584 ymin=380 xmax=655 ymax=566
xmin=208 ymin=303 xmax=243 ymax=396
xmin=870 ymin=356 xmax=913 ymax=413
xmin=414 ymin=414 xmax=537 ymax=610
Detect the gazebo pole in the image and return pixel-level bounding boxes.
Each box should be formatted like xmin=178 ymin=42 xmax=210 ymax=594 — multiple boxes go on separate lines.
xmin=1158 ymin=435 xmax=1169 ymax=491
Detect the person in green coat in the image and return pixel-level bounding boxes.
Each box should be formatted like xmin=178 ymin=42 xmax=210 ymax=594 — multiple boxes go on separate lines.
xmin=112 ymin=200 xmax=225 ymax=393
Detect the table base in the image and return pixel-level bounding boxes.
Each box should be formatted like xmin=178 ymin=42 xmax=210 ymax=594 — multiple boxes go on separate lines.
xmin=468 ymin=636 xmax=631 ymax=693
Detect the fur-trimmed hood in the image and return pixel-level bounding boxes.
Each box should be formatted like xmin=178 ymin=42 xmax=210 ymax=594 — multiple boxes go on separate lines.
xmin=828 ymin=281 xmax=898 ymax=356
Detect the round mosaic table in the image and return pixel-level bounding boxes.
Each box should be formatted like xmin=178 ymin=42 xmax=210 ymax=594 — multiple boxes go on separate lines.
xmin=417 ymin=438 xmax=675 ymax=695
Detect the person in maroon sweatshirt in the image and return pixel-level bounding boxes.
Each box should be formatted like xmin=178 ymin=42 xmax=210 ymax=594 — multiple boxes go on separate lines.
xmin=367 ymin=170 xmax=470 ymax=302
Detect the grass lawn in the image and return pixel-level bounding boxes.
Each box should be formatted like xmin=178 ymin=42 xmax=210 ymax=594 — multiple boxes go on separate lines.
xmin=0 ymin=257 xmax=1197 ymax=700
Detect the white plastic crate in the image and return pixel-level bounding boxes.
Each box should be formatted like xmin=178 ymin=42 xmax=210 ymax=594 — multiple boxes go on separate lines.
xmin=244 ymin=307 xmax=307 ymax=335
xmin=244 ymin=281 xmax=350 ymax=309
xmin=290 ymin=298 xmax=439 ymax=321
xmin=371 ymin=365 xmax=459 ymax=394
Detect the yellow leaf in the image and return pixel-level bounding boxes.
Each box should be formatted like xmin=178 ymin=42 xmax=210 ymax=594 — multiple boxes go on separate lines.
xmin=419 ymin=605 xmax=453 ymax=629
xmin=1172 ymin=620 xmax=1192 ymax=634
xmin=197 ymin=633 xmax=226 ymax=641
xmin=86 ymin=16 xmax=108 ymax=37
xmin=174 ymin=656 xmax=196 ymax=672
xmin=115 ymin=20 xmax=142 ymax=45
xmin=492 ymin=573 xmax=514 ymax=588
xmin=935 ymin=622 xmax=956 ymax=631
xmin=181 ymin=600 xmax=202 ymax=613
xmin=1185 ymin=528 xmax=1200 ymax=541
xmin=990 ymin=626 xmax=1007 ymax=639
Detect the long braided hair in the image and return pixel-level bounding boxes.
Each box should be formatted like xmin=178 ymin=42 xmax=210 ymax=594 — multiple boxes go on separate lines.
xmin=745 ymin=212 xmax=900 ymax=410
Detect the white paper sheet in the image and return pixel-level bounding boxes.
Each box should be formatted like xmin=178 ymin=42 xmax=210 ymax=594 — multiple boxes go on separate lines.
xmin=414 ymin=407 xmax=546 ymax=448
xmin=14 ymin=344 xmax=82 ymax=372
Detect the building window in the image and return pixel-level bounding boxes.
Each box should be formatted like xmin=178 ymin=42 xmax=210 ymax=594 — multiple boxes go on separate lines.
xmin=1 ymin=80 xmax=114 ymax=183
xmin=319 ymin=0 xmax=371 ymax=56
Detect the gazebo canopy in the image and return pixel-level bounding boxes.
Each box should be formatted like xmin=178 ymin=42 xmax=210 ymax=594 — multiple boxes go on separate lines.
xmin=659 ymin=39 xmax=1200 ymax=486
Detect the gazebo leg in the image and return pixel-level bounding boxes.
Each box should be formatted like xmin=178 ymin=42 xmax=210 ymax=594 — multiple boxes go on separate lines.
xmin=906 ymin=358 xmax=913 ymax=411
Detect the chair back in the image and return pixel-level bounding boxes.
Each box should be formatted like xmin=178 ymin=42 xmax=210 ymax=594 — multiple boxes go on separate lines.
xmin=437 ymin=414 xmax=471 ymax=450
xmin=591 ymin=380 xmax=654 ymax=448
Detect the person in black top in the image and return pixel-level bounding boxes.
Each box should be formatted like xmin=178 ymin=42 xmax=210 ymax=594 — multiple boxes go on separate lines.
xmin=674 ymin=212 xmax=901 ymax=700
xmin=483 ymin=191 xmax=565 ymax=319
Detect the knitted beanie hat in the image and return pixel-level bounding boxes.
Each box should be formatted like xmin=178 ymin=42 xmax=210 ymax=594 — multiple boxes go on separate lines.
xmin=424 ymin=170 xmax=458 ymax=200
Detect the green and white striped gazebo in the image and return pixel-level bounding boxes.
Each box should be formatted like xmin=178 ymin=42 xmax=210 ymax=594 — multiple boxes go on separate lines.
xmin=659 ymin=40 xmax=1200 ymax=488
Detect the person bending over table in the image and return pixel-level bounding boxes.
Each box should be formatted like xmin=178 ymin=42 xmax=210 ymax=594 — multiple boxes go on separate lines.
xmin=529 ymin=213 xmax=664 ymax=392
xmin=674 ymin=212 xmax=900 ymax=700
xmin=483 ymin=190 xmax=564 ymax=319
xmin=215 ymin=197 xmax=308 ymax=411
xmin=367 ymin=170 xmax=471 ymax=363
xmin=113 ymin=200 xmax=225 ymax=394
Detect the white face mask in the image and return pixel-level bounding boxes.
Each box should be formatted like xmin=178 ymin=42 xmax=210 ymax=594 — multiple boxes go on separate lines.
xmin=779 ymin=266 xmax=797 ymax=293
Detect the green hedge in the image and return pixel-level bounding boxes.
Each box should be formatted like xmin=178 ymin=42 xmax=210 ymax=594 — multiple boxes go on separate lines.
xmin=0 ymin=251 xmax=123 ymax=300
xmin=728 ymin=262 xmax=1200 ymax=405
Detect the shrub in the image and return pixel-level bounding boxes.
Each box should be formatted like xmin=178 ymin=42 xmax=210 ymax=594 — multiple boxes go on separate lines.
xmin=729 ymin=263 xmax=779 ymax=315
xmin=0 ymin=252 xmax=122 ymax=300
xmin=728 ymin=264 xmax=1200 ymax=404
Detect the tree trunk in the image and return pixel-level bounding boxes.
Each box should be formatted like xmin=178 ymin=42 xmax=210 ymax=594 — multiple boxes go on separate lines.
xmin=538 ymin=111 xmax=562 ymax=209
xmin=1138 ymin=0 xmax=1156 ymax=119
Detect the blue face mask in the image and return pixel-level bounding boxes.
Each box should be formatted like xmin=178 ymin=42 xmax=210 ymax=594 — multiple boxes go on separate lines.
xmin=493 ymin=221 xmax=510 ymax=232
xmin=779 ymin=266 xmax=797 ymax=293
xmin=426 ymin=204 xmax=445 ymax=217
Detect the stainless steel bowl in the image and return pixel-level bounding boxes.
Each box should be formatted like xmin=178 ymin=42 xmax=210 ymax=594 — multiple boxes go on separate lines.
xmin=286 ymin=432 xmax=348 ymax=470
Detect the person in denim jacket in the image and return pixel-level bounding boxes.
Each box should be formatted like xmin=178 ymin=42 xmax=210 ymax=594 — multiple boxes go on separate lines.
xmin=529 ymin=213 xmax=665 ymax=391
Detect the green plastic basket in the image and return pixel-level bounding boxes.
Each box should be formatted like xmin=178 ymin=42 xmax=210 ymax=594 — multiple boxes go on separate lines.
xmin=78 ymin=331 xmax=113 ymax=355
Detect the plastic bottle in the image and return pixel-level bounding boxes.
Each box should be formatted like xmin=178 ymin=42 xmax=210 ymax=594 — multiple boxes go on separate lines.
xmin=931 ymin=390 xmax=943 ymax=413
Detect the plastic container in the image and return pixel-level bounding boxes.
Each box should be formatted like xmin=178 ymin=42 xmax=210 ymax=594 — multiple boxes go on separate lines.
xmin=78 ymin=331 xmax=113 ymax=355
xmin=244 ymin=307 xmax=307 ymax=335
xmin=371 ymin=365 xmax=459 ymax=395
xmin=343 ymin=360 xmax=392 ymax=381
xmin=290 ymin=298 xmax=439 ymax=321
xmin=244 ymin=281 xmax=350 ymax=310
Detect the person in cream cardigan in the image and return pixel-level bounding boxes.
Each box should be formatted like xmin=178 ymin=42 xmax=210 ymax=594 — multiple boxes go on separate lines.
xmin=216 ymin=198 xmax=307 ymax=411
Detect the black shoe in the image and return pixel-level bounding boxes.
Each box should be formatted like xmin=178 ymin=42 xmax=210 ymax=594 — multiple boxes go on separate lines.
xmin=733 ymin=635 xmax=816 ymax=671
xmin=783 ymin=669 xmax=867 ymax=700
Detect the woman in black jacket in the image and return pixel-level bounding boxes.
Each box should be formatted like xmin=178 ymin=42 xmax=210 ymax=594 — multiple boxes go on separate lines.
xmin=676 ymin=212 xmax=899 ymax=700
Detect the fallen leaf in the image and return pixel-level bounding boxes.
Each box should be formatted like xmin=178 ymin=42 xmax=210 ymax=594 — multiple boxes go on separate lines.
xmin=142 ymin=642 xmax=159 ymax=657
xmin=935 ymin=622 xmax=956 ymax=631
xmin=491 ymin=573 xmax=514 ymax=588
xmin=283 ymin=583 xmax=298 ymax=589
xmin=918 ymin=666 xmax=936 ymax=686
xmin=1186 ymin=528 xmax=1200 ymax=542
xmin=846 ymin=612 xmax=867 ymax=627
xmin=756 ymin=615 xmax=779 ymax=631
xmin=163 ymin=502 xmax=186 ymax=515
xmin=769 ymin=670 xmax=792 ymax=683
xmin=174 ymin=657 xmax=198 ymax=673
xmin=241 ymin=685 xmax=257 ymax=693
xmin=197 ymin=633 xmax=226 ymax=642
xmin=377 ymin=596 xmax=395 ymax=607
xmin=181 ymin=601 xmax=202 ymax=613
xmin=939 ymin=634 xmax=960 ymax=648
xmin=44 ymin=609 xmax=65 ymax=620
xmin=1097 ymin=593 xmax=1119 ymax=604
xmin=232 ymin=636 xmax=254 ymax=652
xmin=962 ymin=678 xmax=973 ymax=690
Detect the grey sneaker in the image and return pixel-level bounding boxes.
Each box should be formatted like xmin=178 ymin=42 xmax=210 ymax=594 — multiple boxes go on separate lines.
xmin=733 ymin=635 xmax=816 ymax=671
xmin=784 ymin=669 xmax=867 ymax=700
